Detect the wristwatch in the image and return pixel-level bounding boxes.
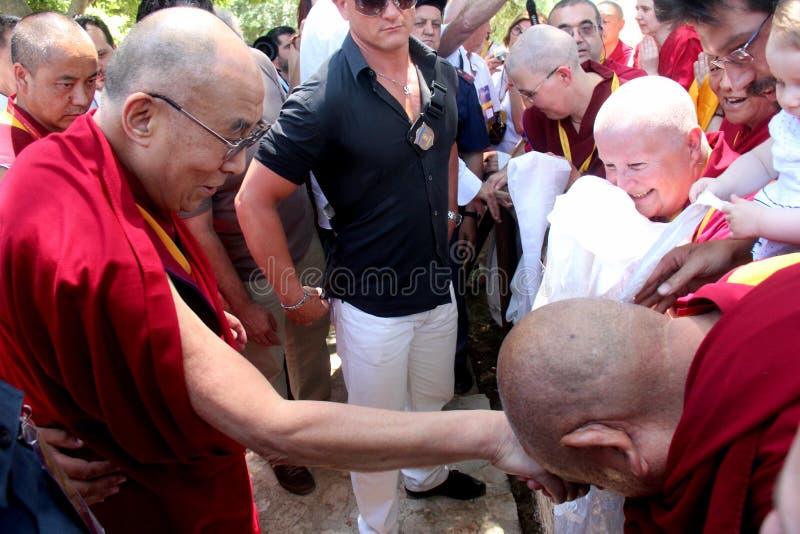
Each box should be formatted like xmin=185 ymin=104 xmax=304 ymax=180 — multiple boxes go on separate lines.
xmin=447 ymin=210 xmax=463 ymax=226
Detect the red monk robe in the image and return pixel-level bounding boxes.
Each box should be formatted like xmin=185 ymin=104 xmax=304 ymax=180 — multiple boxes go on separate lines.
xmin=692 ymin=129 xmax=764 ymax=243
xmin=606 ymin=40 xmax=634 ymax=68
xmin=0 ymin=94 xmax=50 ymax=169
xmin=634 ymin=25 xmax=703 ymax=91
xmin=602 ymin=58 xmax=647 ymax=82
xmin=624 ymin=260 xmax=800 ymax=532
xmin=719 ymin=113 xmax=775 ymax=154
xmin=0 ymin=114 xmax=259 ymax=533
xmin=523 ymin=60 xmax=622 ymax=178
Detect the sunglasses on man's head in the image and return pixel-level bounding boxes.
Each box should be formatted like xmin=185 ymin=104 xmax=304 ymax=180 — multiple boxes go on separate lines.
xmin=354 ymin=0 xmax=415 ymax=17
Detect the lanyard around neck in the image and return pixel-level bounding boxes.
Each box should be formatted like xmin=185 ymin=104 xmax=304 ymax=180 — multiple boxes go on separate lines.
xmin=136 ymin=204 xmax=192 ymax=275
xmin=557 ymin=73 xmax=620 ymax=173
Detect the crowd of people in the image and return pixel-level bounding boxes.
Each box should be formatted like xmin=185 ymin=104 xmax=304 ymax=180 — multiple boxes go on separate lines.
xmin=0 ymin=0 xmax=798 ymax=532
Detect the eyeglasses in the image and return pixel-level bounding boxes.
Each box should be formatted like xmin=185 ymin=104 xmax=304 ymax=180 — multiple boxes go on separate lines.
xmin=510 ymin=24 xmax=526 ymax=37
xmin=147 ymin=93 xmax=269 ymax=162
xmin=708 ymin=13 xmax=771 ymax=72
xmin=517 ymin=66 xmax=560 ymax=103
xmin=354 ymin=0 xmax=415 ymax=17
xmin=557 ymin=22 xmax=599 ymax=39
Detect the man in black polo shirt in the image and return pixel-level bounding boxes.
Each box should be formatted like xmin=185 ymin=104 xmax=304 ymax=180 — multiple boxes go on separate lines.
xmin=237 ymin=0 xmax=486 ymax=531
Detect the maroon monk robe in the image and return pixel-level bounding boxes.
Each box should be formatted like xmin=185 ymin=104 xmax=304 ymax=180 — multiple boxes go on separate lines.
xmin=719 ymin=113 xmax=775 ymax=154
xmin=523 ymin=60 xmax=622 ymax=178
xmin=606 ymin=39 xmax=634 ymax=67
xmin=602 ymin=58 xmax=647 ymax=81
xmin=0 ymin=94 xmax=51 ymax=168
xmin=634 ymin=25 xmax=702 ymax=91
xmin=692 ymin=130 xmax=759 ymax=243
xmin=624 ymin=262 xmax=800 ymax=532
xmin=0 ymin=113 xmax=259 ymax=534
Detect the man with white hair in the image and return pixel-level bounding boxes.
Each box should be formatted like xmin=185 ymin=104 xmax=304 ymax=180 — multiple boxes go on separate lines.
xmin=594 ymin=75 xmax=738 ymax=223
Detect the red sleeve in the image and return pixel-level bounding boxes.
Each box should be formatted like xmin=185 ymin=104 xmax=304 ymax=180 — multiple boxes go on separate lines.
xmin=658 ymin=25 xmax=703 ymax=91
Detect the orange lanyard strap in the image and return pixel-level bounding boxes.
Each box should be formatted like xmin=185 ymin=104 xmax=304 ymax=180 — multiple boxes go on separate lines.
xmin=136 ymin=204 xmax=192 ymax=275
xmin=558 ymin=73 xmax=620 ymax=173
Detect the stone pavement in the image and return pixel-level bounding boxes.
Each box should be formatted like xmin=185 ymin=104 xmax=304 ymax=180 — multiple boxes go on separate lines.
xmin=247 ymin=344 xmax=522 ymax=533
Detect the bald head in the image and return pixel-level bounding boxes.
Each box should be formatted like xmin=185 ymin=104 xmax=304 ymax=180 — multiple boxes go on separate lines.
xmin=595 ymin=76 xmax=698 ymax=139
xmin=506 ymin=23 xmax=580 ymax=80
xmin=104 ymin=7 xmax=257 ymax=106
xmin=598 ymin=0 xmax=624 ymax=18
xmin=498 ymin=298 xmax=699 ymax=496
xmin=97 ymin=7 xmax=263 ymax=214
xmin=11 ymin=12 xmax=94 ymax=74
xmin=593 ymin=77 xmax=710 ymax=219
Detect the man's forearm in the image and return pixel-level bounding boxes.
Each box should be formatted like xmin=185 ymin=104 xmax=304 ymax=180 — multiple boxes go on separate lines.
xmin=175 ymin=280 xmax=502 ymax=471
xmin=439 ymin=0 xmax=508 ymax=57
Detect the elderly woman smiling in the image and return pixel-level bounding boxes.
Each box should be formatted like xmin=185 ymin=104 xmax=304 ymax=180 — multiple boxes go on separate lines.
xmin=594 ymin=76 xmax=739 ymax=242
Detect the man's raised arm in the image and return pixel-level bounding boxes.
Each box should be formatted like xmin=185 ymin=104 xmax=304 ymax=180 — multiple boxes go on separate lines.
xmin=235 ymin=160 xmax=328 ymax=325
xmin=439 ymin=0 xmax=508 ymax=57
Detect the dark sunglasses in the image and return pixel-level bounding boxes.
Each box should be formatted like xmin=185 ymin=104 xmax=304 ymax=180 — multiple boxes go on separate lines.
xmin=354 ymin=0 xmax=415 ymax=17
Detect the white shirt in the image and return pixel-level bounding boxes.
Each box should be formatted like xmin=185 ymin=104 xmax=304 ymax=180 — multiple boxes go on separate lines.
xmin=299 ymin=0 xmax=349 ymax=83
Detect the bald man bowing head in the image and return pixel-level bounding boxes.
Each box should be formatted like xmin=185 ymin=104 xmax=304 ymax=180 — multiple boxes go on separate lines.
xmin=498 ymin=258 xmax=800 ymax=531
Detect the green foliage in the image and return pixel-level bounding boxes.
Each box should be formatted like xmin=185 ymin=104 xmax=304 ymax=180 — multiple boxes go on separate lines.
xmin=27 ymin=0 xmax=70 ymax=12
xmin=20 ymin=0 xmax=557 ymax=52
xmin=489 ymin=0 xmax=556 ymax=45
xmin=232 ymin=0 xmax=298 ymax=44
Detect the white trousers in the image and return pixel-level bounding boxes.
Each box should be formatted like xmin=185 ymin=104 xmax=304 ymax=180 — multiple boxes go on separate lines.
xmin=332 ymin=291 xmax=457 ymax=534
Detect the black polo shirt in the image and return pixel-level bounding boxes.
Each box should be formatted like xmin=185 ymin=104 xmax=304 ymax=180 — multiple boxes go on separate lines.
xmin=256 ymin=34 xmax=458 ymax=317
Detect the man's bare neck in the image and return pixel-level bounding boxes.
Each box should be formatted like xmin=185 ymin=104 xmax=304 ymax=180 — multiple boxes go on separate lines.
xmin=569 ymin=71 xmax=603 ymax=128
xmin=604 ymin=38 xmax=620 ymax=52
xmin=353 ymin=35 xmax=412 ymax=79
xmin=0 ymin=77 xmax=14 ymax=99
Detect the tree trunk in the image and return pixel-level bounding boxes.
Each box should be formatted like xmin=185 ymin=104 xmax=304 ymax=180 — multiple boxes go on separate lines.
xmin=0 ymin=0 xmax=31 ymax=16
xmin=67 ymin=0 xmax=90 ymax=16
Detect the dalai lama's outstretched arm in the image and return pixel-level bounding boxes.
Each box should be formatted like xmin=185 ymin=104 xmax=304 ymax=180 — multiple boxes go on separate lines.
xmin=171 ymin=281 xmax=578 ymax=503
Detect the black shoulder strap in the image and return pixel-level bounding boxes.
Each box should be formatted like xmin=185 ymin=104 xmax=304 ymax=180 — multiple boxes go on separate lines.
xmin=427 ymin=58 xmax=448 ymax=120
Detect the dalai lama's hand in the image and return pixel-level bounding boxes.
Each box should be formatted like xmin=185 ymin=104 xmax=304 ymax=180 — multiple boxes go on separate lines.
xmin=224 ymin=311 xmax=248 ymax=351
xmin=490 ymin=414 xmax=587 ymax=504
xmin=635 ymin=239 xmax=754 ymax=313
xmin=234 ymin=302 xmax=281 ymax=348
xmin=37 ymin=426 xmax=126 ymax=505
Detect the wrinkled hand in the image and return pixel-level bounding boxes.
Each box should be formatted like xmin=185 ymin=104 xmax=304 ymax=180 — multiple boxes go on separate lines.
xmin=694 ymin=52 xmax=710 ymax=85
xmin=481 ymin=168 xmax=513 ymax=222
xmin=689 ymin=177 xmax=718 ymax=203
xmin=38 ymin=427 xmax=126 ymax=505
xmin=486 ymin=55 xmax=504 ymax=74
xmin=634 ymin=238 xmax=753 ymax=313
xmin=491 ymin=415 xmax=586 ymax=504
xmin=284 ymin=286 xmax=330 ymax=325
xmin=483 ymin=151 xmax=499 ymax=176
xmin=722 ymin=195 xmax=763 ymax=240
xmin=235 ymin=301 xmax=280 ymax=347
xmin=638 ymin=36 xmax=660 ymax=75
xmin=477 ymin=179 xmax=502 ymax=222
xmin=224 ymin=311 xmax=248 ymax=351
